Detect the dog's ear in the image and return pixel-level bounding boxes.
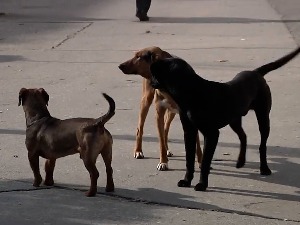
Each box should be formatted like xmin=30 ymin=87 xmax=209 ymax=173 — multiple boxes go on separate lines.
xmin=18 ymin=88 xmax=28 ymax=106
xmin=142 ymin=51 xmax=157 ymax=63
xmin=38 ymin=88 xmax=49 ymax=106
xmin=161 ymin=50 xmax=172 ymax=59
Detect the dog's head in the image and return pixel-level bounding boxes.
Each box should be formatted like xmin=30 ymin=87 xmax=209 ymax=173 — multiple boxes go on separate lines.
xmin=18 ymin=88 xmax=49 ymax=107
xmin=118 ymin=46 xmax=172 ymax=79
xmin=150 ymin=57 xmax=196 ymax=91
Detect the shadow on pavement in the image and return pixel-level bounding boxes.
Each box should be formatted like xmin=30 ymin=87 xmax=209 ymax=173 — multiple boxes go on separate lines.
xmin=0 ymin=180 xmax=159 ymax=225
xmin=0 ymin=0 xmax=112 ymax=45
xmin=0 ymin=128 xmax=26 ymax=135
xmin=0 ymin=179 xmax=290 ymax=222
xmin=1 ymin=129 xmax=299 ymax=200
xmin=212 ymin=155 xmax=300 ymax=188
xmin=0 ymin=55 xmax=26 ymax=63
xmin=149 ymin=16 xmax=300 ymax=24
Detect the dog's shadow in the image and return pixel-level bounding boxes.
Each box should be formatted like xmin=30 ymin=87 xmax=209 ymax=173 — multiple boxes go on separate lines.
xmin=113 ymin=133 xmax=300 ymax=192
xmin=1 ymin=130 xmax=299 ymax=207
xmin=169 ymin=143 xmax=300 ymax=191
xmin=5 ymin=179 xmax=298 ymax=222
xmin=0 ymin=179 xmax=159 ymax=225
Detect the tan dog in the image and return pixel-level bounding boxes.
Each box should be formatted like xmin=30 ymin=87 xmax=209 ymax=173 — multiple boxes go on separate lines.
xmin=119 ymin=46 xmax=202 ymax=170
xmin=19 ymin=88 xmax=115 ymax=197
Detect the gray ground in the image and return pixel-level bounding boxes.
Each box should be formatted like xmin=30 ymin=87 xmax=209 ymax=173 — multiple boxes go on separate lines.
xmin=0 ymin=0 xmax=299 ymax=224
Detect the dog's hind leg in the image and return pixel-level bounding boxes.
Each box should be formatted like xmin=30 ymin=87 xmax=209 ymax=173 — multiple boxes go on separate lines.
xmin=44 ymin=159 xmax=56 ymax=186
xmin=28 ymin=152 xmax=42 ymax=187
xmin=155 ymin=94 xmax=169 ymax=171
xmin=196 ymin=133 xmax=203 ymax=167
xmin=255 ymin=110 xmax=272 ymax=175
xmin=82 ymin=154 xmax=99 ymax=197
xmin=164 ymin=109 xmax=176 ymax=157
xmin=101 ymin=145 xmax=114 ymax=192
xmin=134 ymin=79 xmax=155 ymax=159
xmin=229 ymin=118 xmax=247 ymax=168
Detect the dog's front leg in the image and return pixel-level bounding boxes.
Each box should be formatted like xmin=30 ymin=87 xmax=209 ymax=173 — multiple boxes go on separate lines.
xmin=177 ymin=113 xmax=197 ymax=187
xmin=134 ymin=79 xmax=155 ymax=159
xmin=28 ymin=152 xmax=42 ymax=187
xmin=195 ymin=130 xmax=219 ymax=191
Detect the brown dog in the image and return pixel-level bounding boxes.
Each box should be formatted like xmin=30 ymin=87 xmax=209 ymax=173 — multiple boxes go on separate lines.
xmin=19 ymin=88 xmax=115 ymax=197
xmin=119 ymin=46 xmax=202 ymax=170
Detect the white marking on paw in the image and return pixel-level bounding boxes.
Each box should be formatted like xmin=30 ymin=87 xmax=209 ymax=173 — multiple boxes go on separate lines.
xmin=134 ymin=152 xmax=144 ymax=159
xmin=157 ymin=163 xmax=168 ymax=171
xmin=167 ymin=150 xmax=173 ymax=157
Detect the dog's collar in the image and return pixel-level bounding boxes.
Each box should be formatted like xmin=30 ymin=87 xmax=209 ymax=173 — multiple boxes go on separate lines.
xmin=26 ymin=116 xmax=49 ymax=128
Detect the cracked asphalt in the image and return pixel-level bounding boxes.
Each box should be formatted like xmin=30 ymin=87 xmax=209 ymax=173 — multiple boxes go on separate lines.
xmin=1 ymin=0 xmax=300 ymax=224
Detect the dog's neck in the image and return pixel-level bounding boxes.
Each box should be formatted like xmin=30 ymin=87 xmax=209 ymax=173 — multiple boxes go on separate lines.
xmin=23 ymin=104 xmax=51 ymax=128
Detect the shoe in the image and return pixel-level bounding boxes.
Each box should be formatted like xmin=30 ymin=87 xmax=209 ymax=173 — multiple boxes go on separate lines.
xmin=136 ymin=11 xmax=149 ymax=21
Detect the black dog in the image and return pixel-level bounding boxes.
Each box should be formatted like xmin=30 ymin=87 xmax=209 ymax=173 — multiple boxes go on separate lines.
xmin=150 ymin=47 xmax=300 ymax=191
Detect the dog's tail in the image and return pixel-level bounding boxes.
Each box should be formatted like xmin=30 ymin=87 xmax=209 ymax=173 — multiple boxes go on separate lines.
xmin=95 ymin=93 xmax=115 ymax=126
xmin=254 ymin=46 xmax=300 ymax=76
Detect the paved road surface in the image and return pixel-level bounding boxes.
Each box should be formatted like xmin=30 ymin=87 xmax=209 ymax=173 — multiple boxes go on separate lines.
xmin=0 ymin=0 xmax=299 ymax=224
xmin=268 ymin=0 xmax=300 ymax=44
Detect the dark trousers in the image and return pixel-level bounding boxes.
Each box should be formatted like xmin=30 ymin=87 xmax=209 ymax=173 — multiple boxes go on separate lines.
xmin=136 ymin=0 xmax=152 ymax=14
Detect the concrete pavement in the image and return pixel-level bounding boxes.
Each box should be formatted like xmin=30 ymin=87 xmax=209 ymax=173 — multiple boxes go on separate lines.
xmin=268 ymin=0 xmax=300 ymax=45
xmin=0 ymin=0 xmax=299 ymax=224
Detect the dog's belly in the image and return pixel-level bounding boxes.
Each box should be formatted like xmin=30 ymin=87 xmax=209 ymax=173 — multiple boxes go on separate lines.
xmin=36 ymin=128 xmax=80 ymax=159
xmin=188 ymin=110 xmax=237 ymax=130
xmin=39 ymin=147 xmax=78 ymax=159
xmin=157 ymin=90 xmax=179 ymax=113
xmin=159 ymin=99 xmax=179 ymax=113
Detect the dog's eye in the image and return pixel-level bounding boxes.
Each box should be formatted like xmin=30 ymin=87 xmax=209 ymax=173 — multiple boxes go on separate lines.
xmin=136 ymin=56 xmax=141 ymax=61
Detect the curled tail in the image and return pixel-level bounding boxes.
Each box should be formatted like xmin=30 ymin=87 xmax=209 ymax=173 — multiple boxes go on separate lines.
xmin=254 ymin=46 xmax=300 ymax=76
xmin=95 ymin=93 xmax=115 ymax=126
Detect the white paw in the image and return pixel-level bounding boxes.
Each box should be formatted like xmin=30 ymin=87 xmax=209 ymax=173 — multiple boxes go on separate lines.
xmin=167 ymin=150 xmax=173 ymax=157
xmin=157 ymin=163 xmax=168 ymax=171
xmin=134 ymin=152 xmax=144 ymax=159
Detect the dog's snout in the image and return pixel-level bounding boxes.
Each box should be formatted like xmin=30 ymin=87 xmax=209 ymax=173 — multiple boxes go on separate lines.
xmin=118 ymin=63 xmax=125 ymax=71
xmin=118 ymin=62 xmax=135 ymax=74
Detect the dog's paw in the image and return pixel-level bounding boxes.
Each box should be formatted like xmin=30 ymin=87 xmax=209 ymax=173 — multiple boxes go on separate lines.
xmin=85 ymin=189 xmax=97 ymax=197
xmin=105 ymin=184 xmax=115 ymax=192
xmin=260 ymin=166 xmax=272 ymax=176
xmin=194 ymin=182 xmax=207 ymax=191
xmin=167 ymin=150 xmax=173 ymax=157
xmin=33 ymin=176 xmax=42 ymax=187
xmin=236 ymin=157 xmax=246 ymax=168
xmin=157 ymin=162 xmax=168 ymax=171
xmin=177 ymin=179 xmax=191 ymax=187
xmin=134 ymin=152 xmax=144 ymax=159
xmin=44 ymin=179 xmax=54 ymax=186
